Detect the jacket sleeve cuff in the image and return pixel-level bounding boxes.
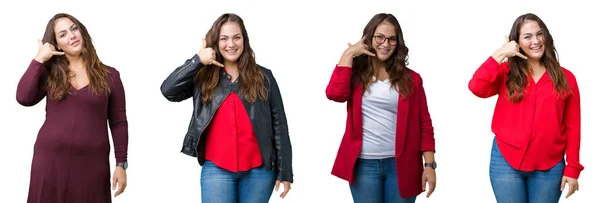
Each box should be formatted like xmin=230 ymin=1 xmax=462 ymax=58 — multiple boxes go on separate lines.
xmin=277 ymin=172 xmax=294 ymax=183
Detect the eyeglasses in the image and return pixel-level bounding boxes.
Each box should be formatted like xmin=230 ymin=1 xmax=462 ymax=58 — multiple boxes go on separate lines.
xmin=373 ymin=34 xmax=397 ymax=45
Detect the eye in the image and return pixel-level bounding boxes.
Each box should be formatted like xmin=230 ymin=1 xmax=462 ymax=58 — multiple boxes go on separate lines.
xmin=71 ymin=26 xmax=78 ymax=31
xmin=524 ymin=36 xmax=531 ymax=40
xmin=234 ymin=36 xmax=242 ymax=40
xmin=59 ymin=33 xmax=66 ymax=38
xmin=220 ymin=38 xmax=227 ymax=41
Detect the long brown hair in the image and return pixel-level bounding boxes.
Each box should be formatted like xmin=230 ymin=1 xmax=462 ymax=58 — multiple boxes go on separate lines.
xmin=352 ymin=13 xmax=413 ymax=98
xmin=506 ymin=13 xmax=570 ymax=102
xmin=42 ymin=13 xmax=110 ymax=101
xmin=195 ymin=13 xmax=266 ymax=104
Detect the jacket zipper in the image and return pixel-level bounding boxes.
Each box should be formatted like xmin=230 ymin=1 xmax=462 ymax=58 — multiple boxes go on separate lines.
xmin=175 ymin=58 xmax=196 ymax=75
xmin=193 ymin=91 xmax=232 ymax=158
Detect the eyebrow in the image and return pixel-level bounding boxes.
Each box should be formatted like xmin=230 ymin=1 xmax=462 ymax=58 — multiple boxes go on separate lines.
xmin=522 ymin=30 xmax=543 ymax=35
xmin=57 ymin=24 xmax=77 ymax=35
xmin=374 ymin=32 xmax=396 ymax=37
xmin=220 ymin=33 xmax=242 ymax=37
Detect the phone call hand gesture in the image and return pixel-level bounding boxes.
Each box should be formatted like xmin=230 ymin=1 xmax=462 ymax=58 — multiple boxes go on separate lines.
xmin=34 ymin=39 xmax=64 ymax=63
xmin=198 ymin=38 xmax=224 ymax=67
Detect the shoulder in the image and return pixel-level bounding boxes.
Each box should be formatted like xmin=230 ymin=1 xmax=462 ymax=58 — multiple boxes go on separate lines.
xmin=104 ymin=65 xmax=122 ymax=79
xmin=406 ymin=68 xmax=423 ymax=85
xmin=257 ymin=64 xmax=273 ymax=75
xmin=561 ymin=67 xmax=576 ymax=79
xmin=560 ymin=67 xmax=579 ymax=86
xmin=104 ymin=65 xmax=124 ymax=88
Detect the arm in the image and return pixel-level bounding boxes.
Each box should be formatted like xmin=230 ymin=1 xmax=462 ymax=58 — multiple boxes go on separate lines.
xmin=325 ymin=64 xmax=353 ymax=102
xmin=108 ymin=69 xmax=129 ymax=164
xmin=467 ymin=56 xmax=507 ymax=98
xmin=267 ymin=69 xmax=293 ymax=183
xmin=418 ymin=76 xmax=435 ymax=153
xmin=418 ymin=77 xmax=437 ymax=196
xmin=16 ymin=59 xmax=48 ymax=106
xmin=562 ymin=74 xmax=584 ymax=179
xmin=160 ymin=54 xmax=203 ymax=102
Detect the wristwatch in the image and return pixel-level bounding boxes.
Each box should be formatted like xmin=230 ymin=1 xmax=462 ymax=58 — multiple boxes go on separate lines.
xmin=116 ymin=162 xmax=128 ymax=170
xmin=424 ymin=162 xmax=437 ymax=170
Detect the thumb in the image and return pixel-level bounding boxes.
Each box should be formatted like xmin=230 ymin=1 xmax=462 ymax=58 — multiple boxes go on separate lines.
xmin=560 ymin=177 xmax=566 ymax=191
xmin=504 ymin=35 xmax=510 ymax=43
xmin=201 ymin=38 xmax=207 ymax=49
xmin=38 ymin=39 xmax=43 ymax=47
xmin=275 ymin=180 xmax=280 ymax=191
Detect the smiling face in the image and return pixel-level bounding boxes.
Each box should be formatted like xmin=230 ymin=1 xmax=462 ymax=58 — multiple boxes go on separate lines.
xmin=218 ymin=22 xmax=244 ymax=64
xmin=53 ymin=17 xmax=84 ymax=56
xmin=518 ymin=20 xmax=545 ymax=61
xmin=372 ymin=21 xmax=397 ymax=62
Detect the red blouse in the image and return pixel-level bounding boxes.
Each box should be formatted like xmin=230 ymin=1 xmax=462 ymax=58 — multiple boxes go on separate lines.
xmin=204 ymin=75 xmax=263 ymax=172
xmin=469 ymin=56 xmax=584 ymax=179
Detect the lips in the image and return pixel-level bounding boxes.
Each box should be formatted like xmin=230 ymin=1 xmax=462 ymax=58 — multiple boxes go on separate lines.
xmin=530 ymin=45 xmax=543 ymax=51
xmin=70 ymin=39 xmax=80 ymax=46
xmin=225 ymin=49 xmax=238 ymax=55
xmin=378 ymin=48 xmax=391 ymax=55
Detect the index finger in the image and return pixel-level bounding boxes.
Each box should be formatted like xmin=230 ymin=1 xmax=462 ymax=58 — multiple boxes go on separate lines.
xmin=566 ymin=184 xmax=575 ymax=198
xmin=280 ymin=185 xmax=290 ymax=198
xmin=515 ymin=52 xmax=528 ymax=59
xmin=211 ymin=60 xmax=224 ymax=67
xmin=427 ymin=182 xmax=435 ymax=197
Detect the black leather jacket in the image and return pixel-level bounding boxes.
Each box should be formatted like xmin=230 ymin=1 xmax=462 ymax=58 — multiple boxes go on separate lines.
xmin=160 ymin=54 xmax=293 ymax=182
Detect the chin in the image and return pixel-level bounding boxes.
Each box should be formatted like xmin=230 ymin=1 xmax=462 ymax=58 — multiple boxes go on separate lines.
xmin=225 ymin=56 xmax=240 ymax=63
xmin=525 ymin=52 xmax=544 ymax=60
xmin=377 ymin=55 xmax=391 ymax=61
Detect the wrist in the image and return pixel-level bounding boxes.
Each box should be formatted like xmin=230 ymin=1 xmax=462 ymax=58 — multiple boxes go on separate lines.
xmin=33 ymin=56 xmax=44 ymax=63
xmin=424 ymin=161 xmax=437 ymax=170
xmin=116 ymin=162 xmax=128 ymax=170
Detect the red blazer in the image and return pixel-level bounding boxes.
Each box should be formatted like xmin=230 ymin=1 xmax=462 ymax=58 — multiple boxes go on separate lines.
xmin=325 ymin=65 xmax=436 ymax=198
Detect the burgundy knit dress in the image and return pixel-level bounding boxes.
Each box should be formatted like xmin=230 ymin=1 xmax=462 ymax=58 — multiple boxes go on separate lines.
xmin=16 ymin=59 xmax=129 ymax=203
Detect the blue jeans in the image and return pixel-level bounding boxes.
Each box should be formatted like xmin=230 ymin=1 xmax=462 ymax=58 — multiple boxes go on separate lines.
xmin=200 ymin=160 xmax=276 ymax=203
xmin=489 ymin=138 xmax=564 ymax=203
xmin=350 ymin=158 xmax=417 ymax=203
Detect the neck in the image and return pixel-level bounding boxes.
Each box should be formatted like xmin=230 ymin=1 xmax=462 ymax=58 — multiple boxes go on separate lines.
xmin=224 ymin=60 xmax=238 ymax=72
xmin=527 ymin=58 xmax=544 ymax=71
xmin=66 ymin=54 xmax=84 ymax=70
xmin=372 ymin=59 xmax=386 ymax=70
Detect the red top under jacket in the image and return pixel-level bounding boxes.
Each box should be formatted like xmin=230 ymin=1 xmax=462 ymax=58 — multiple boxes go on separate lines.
xmin=204 ymin=71 xmax=263 ymax=172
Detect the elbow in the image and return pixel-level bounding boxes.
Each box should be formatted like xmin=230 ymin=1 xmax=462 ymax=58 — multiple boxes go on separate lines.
xmin=16 ymin=95 xmax=36 ymax=107
xmin=160 ymin=85 xmax=180 ymax=102
xmin=468 ymin=85 xmax=491 ymax=98
xmin=325 ymin=89 xmax=349 ymax=103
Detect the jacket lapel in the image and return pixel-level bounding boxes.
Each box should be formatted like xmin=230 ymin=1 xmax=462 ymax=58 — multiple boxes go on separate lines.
xmin=352 ymin=82 xmax=364 ymax=149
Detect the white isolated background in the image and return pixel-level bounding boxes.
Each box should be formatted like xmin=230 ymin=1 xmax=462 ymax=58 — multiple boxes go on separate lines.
xmin=0 ymin=0 xmax=598 ymax=202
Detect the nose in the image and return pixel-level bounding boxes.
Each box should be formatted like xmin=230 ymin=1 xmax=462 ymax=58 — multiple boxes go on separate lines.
xmin=226 ymin=38 xmax=235 ymax=47
xmin=532 ymin=36 xmax=541 ymax=44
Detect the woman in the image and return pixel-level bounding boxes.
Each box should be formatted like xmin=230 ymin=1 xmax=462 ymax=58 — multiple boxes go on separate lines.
xmin=16 ymin=13 xmax=129 ymax=203
xmin=468 ymin=13 xmax=583 ymax=203
xmin=326 ymin=13 xmax=437 ymax=203
xmin=160 ymin=13 xmax=293 ymax=202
